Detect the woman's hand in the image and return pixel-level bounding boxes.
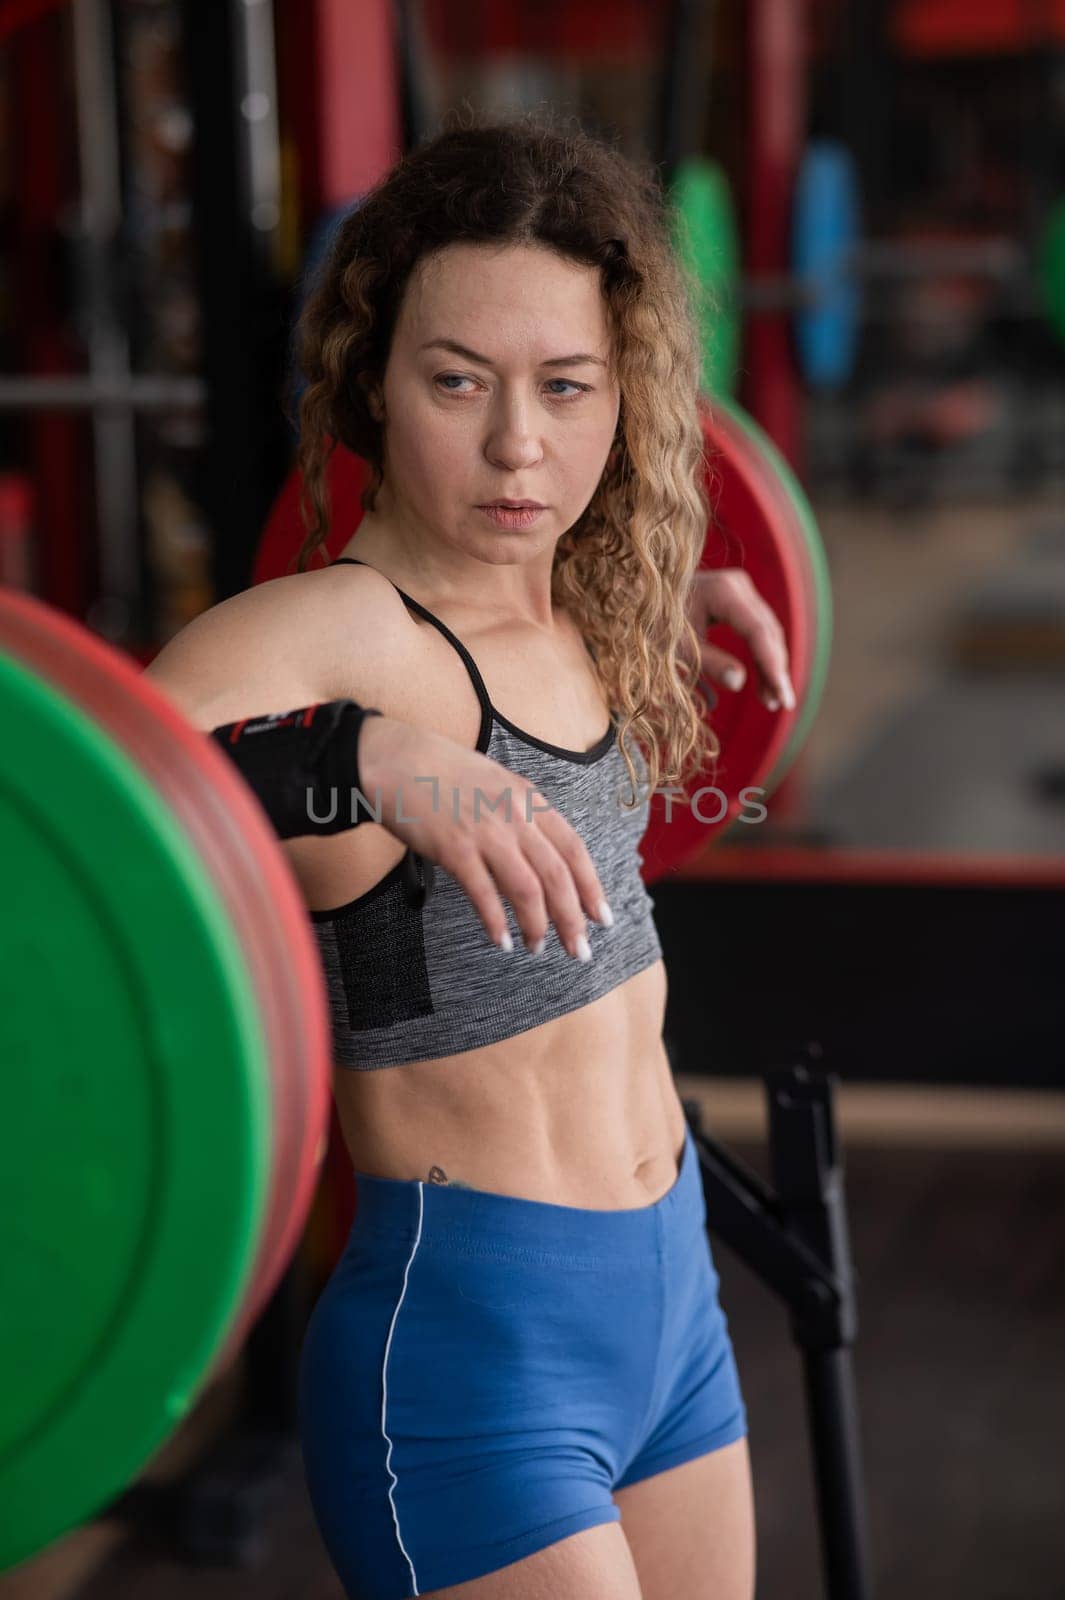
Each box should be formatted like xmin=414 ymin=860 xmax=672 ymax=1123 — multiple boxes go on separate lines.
xmin=358 ymin=715 xmax=611 ymax=961
xmin=687 ymin=568 xmax=796 ymax=712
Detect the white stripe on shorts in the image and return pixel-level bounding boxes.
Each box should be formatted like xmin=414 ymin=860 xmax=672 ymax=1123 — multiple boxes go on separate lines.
xmin=381 ymin=1181 xmax=425 ymax=1596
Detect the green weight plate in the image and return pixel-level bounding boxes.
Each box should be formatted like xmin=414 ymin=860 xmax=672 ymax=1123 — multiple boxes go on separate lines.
xmin=0 ymin=592 xmax=332 ymax=1360
xmin=1039 ymin=198 xmax=1065 ymax=349
xmin=0 ymin=649 xmax=271 ymax=1572
xmin=710 ymin=396 xmax=833 ymax=789
xmin=669 ymin=157 xmax=741 ymax=397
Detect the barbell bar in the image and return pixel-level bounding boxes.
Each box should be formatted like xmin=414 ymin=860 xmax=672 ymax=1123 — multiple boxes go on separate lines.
xmin=0 ymin=375 xmax=207 ymax=414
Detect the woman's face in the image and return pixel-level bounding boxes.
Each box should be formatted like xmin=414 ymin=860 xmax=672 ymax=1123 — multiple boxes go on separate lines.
xmin=369 ymin=242 xmax=621 ymax=568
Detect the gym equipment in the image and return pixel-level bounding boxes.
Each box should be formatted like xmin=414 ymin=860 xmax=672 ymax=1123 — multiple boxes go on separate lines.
xmin=253 ymin=443 xmax=369 ymax=582
xmin=0 ymin=590 xmax=332 ymax=1572
xmin=775 ymin=143 xmax=1029 ymax=389
xmin=664 ymin=135 xmax=1040 ymax=394
xmin=638 ymin=394 xmax=832 ymax=882
xmin=792 ymin=142 xmax=862 ymax=392
xmin=0 ymin=0 xmax=285 ymax=636
xmin=0 ymin=376 xmax=206 ymax=413
xmin=668 ymin=156 xmax=741 ymax=397
xmin=739 ymin=0 xmax=805 ymax=460
xmin=714 ymin=394 xmax=833 ymax=791
xmin=684 ymin=1055 xmax=872 ymax=1600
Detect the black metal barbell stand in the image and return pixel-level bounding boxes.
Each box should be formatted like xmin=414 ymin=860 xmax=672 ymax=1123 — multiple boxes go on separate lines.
xmin=683 ymin=1052 xmax=873 ymax=1600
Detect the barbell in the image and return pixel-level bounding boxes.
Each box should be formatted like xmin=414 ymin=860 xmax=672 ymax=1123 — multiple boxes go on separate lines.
xmin=671 ymin=141 xmax=1061 ymax=394
xmin=0 ymin=594 xmax=332 ymax=1570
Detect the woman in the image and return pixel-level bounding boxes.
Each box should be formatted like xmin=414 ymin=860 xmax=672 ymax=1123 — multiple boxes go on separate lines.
xmin=149 ymin=109 xmax=793 ymax=1599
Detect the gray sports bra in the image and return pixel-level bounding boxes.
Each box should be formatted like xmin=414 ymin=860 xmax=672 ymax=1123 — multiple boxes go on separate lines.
xmin=310 ymin=557 xmax=663 ymax=1069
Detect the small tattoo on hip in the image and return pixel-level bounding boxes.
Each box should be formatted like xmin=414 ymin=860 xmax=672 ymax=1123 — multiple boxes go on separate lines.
xmin=427 ymin=1164 xmax=471 ymax=1189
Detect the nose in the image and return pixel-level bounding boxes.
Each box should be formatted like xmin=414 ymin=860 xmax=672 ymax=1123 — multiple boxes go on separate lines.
xmin=484 ymin=396 xmax=544 ymax=471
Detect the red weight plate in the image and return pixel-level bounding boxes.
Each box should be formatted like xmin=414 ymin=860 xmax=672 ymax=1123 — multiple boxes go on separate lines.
xmin=638 ymin=398 xmax=814 ymax=881
xmin=717 ymin=396 xmax=832 ymax=793
xmin=0 ymin=593 xmax=331 ymax=1357
xmin=253 ymin=446 xmax=370 ymax=585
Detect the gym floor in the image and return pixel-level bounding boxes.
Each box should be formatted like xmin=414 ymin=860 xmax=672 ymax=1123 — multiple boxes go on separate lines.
xmin=794 ymin=491 xmax=1065 ymax=854
xmin=802 ymin=493 xmax=1036 ymax=787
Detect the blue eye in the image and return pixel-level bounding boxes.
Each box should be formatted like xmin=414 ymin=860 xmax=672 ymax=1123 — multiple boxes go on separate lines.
xmin=433 ymin=374 xmax=590 ymax=400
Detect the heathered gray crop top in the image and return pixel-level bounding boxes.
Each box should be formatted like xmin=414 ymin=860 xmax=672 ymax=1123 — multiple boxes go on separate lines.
xmin=310 ymin=557 xmax=663 ymax=1070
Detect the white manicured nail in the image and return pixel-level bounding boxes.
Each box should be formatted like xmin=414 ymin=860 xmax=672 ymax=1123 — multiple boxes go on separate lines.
xmin=531 ymin=935 xmax=546 ymax=956
xmin=596 ymin=899 xmax=615 ymax=928
xmin=574 ymin=935 xmax=592 ymax=963
xmin=724 ymin=667 xmax=745 ymax=691
xmin=498 ymin=930 xmax=513 ymax=952
xmin=781 ymin=677 xmax=797 ymax=711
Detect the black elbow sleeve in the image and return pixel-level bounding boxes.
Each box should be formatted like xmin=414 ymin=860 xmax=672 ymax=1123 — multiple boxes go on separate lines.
xmin=210 ymin=699 xmax=383 ymax=838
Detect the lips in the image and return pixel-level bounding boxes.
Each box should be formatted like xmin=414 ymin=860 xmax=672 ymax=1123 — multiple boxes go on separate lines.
xmin=478 ymin=503 xmax=545 ymax=527
xmin=480 ymin=500 xmax=545 ymax=509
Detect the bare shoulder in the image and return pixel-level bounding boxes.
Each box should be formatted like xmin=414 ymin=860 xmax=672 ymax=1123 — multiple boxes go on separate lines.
xmin=310 ymin=559 xmax=426 ymax=703
xmin=143 ymin=561 xmax=419 ymax=730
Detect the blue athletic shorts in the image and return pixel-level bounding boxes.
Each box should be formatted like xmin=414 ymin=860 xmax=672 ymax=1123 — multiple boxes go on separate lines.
xmin=298 ymin=1123 xmax=747 ymax=1598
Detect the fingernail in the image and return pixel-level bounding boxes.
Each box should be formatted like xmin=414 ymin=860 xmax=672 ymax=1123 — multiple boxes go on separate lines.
xmin=530 ymin=935 xmax=546 ymax=956
xmin=781 ymin=677 xmax=796 ymax=711
xmin=723 ymin=667 xmax=745 ymax=691
xmin=596 ymin=899 xmax=615 ymax=928
xmin=497 ymin=929 xmax=513 ymax=952
xmin=766 ymin=695 xmax=781 ymax=712
xmin=574 ymin=934 xmax=593 ymax=963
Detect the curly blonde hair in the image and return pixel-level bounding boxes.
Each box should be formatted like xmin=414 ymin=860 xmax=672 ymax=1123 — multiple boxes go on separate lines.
xmin=293 ymin=104 xmax=716 ymax=806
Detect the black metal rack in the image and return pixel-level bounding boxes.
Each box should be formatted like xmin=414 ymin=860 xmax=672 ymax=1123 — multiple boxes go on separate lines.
xmin=686 ymin=1054 xmax=873 ymax=1600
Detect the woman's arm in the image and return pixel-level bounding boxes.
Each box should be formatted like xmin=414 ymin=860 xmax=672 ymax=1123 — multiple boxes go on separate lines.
xmin=143 ymin=572 xmax=345 ymax=729
xmin=144 ymin=573 xmax=610 ymax=960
